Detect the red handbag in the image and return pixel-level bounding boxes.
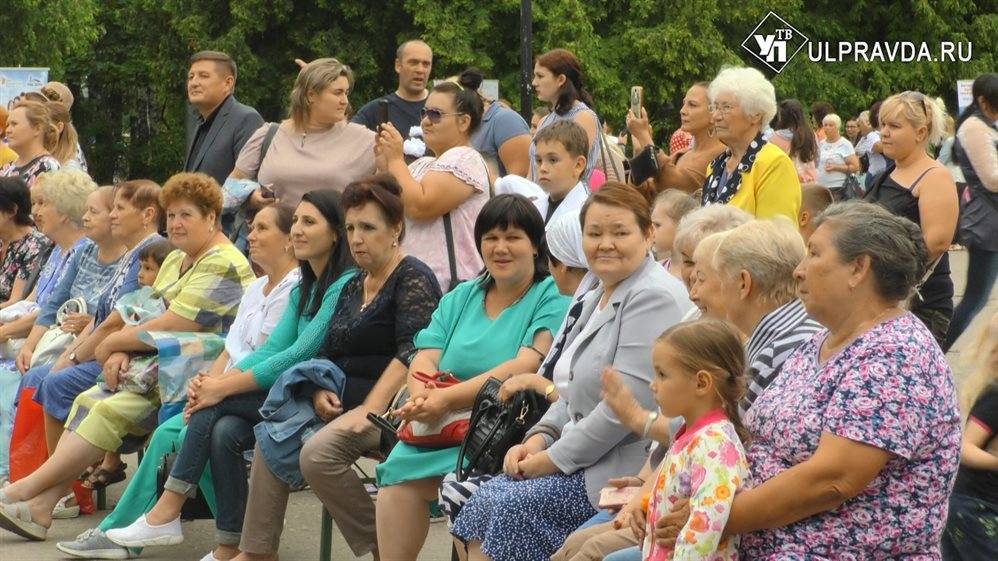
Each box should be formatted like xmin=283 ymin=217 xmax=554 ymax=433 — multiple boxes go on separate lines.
xmin=396 ymin=371 xmax=471 ymax=448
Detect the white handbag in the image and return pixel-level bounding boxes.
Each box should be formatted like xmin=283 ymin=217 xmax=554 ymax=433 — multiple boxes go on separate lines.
xmin=0 ymin=301 xmax=40 ymax=359
xmin=30 ymin=298 xmax=87 ymax=368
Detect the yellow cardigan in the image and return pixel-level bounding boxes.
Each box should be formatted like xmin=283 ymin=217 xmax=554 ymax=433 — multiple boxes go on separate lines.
xmin=704 ymin=142 xmax=802 ymax=222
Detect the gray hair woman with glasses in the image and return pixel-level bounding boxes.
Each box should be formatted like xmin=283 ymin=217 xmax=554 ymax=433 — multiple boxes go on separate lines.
xmin=699 ymin=66 xmax=801 ymax=223
xmin=375 ymin=81 xmax=490 ymax=291
xmin=863 ymin=90 xmax=959 ymax=345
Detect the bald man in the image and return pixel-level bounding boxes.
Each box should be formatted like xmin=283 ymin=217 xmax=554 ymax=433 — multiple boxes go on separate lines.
xmin=352 ymin=40 xmax=433 ymax=138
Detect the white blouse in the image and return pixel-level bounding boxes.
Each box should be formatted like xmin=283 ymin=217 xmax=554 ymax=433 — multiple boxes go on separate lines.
xmin=223 ymin=268 xmax=300 ymax=368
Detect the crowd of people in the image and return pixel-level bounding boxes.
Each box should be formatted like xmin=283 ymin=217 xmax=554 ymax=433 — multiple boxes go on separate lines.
xmin=0 ymin=40 xmax=995 ymax=561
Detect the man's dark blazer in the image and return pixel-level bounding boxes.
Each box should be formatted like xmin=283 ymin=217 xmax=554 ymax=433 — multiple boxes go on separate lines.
xmin=184 ymin=95 xmax=264 ymax=186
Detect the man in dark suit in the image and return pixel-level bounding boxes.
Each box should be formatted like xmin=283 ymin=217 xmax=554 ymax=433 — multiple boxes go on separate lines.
xmin=183 ymin=51 xmax=263 ymax=186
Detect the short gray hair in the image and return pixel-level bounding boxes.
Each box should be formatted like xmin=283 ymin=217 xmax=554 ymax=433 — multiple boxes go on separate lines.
xmin=712 ymin=217 xmax=805 ymax=307
xmin=822 ymin=113 xmax=842 ymax=129
xmin=709 ymin=66 xmax=777 ymax=126
xmin=673 ymin=204 xmax=753 ymax=257
xmin=35 ymin=169 xmax=97 ymax=227
xmin=814 ymin=201 xmax=929 ymax=302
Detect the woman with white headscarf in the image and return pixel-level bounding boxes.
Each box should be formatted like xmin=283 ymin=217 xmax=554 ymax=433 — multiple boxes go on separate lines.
xmin=437 ymin=209 xmax=594 ymax=531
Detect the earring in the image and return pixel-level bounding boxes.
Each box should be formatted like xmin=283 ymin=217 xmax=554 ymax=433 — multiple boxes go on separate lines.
xmin=392 ymin=239 xmax=398 ymax=248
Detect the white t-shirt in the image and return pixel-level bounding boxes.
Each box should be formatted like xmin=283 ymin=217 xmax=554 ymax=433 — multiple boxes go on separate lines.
xmin=223 ymin=269 xmax=300 ymax=368
xmin=817 ymin=137 xmax=856 ymax=189
xmin=855 ymin=131 xmax=888 ymax=177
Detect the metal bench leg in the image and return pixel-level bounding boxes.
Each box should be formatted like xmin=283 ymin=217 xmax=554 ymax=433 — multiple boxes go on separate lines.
xmin=320 ymin=507 xmax=333 ymax=561
xmin=96 ymin=487 xmax=106 ymax=510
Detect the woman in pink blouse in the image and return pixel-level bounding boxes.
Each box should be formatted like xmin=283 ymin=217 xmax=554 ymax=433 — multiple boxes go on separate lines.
xmin=375 ymin=81 xmax=490 ymax=291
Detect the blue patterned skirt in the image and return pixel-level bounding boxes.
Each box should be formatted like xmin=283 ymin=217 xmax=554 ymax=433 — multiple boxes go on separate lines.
xmin=450 ymin=471 xmax=596 ymax=561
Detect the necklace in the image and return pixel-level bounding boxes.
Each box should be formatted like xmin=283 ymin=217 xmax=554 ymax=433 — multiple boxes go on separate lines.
xmin=360 ymin=252 xmax=403 ymax=311
xmin=821 ymin=306 xmax=902 ymax=360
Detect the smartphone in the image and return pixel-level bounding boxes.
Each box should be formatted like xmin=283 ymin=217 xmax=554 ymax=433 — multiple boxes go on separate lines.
xmin=378 ymin=98 xmax=391 ymax=129
xmin=630 ymin=86 xmax=643 ymax=119
xmin=598 ymin=485 xmax=641 ymax=510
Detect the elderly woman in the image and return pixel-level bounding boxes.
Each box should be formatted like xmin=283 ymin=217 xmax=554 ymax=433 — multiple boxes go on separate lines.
xmin=449 ymin=184 xmax=693 ymax=561
xmin=376 ymin=81 xmax=490 ymax=291
xmin=0 ymin=173 xmax=254 ymax=541
xmin=816 ymin=113 xmax=860 ymax=196
xmin=700 ymin=67 xmax=801 ymax=221
xmin=671 ymin=204 xmax=752 ymax=293
xmin=0 ymin=177 xmax=50 ymax=308
xmin=530 ymin=49 xmax=602 ymax=183
xmin=374 ymin=194 xmax=569 ymax=560
xmin=225 ymin=177 xmax=442 ymax=561
xmin=0 ymin=101 xmax=60 ymax=187
xmin=653 ymin=202 xmax=961 ymax=559
xmin=688 ymin=219 xmax=822 ymax=410
xmin=864 ymin=91 xmax=959 ymax=344
xmin=627 ymin=82 xmax=727 ymax=194
xmin=15 ymin=184 xmax=127 ymax=373
xmin=232 ymin=58 xmax=376 ymax=208
xmin=60 ymin=204 xmax=301 ymax=560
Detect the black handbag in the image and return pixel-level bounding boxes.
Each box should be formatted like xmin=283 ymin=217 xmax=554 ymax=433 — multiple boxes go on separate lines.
xmin=155 ymin=452 xmax=214 ymax=521
xmin=628 ymin=145 xmax=660 ymax=186
xmin=366 ymin=386 xmax=410 ymax=457
xmin=455 ymin=377 xmax=550 ymax=481
xmin=841 ymin=173 xmax=864 ymax=200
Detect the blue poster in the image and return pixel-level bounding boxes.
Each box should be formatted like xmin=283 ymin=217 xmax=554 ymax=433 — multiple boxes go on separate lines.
xmin=0 ymin=68 xmax=50 ymax=108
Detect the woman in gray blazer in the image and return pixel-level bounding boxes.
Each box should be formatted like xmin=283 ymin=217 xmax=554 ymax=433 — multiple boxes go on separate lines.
xmin=450 ymin=183 xmax=694 ymax=561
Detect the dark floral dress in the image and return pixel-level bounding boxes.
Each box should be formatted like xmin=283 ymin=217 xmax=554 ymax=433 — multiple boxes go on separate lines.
xmin=0 ymin=229 xmax=52 ymax=302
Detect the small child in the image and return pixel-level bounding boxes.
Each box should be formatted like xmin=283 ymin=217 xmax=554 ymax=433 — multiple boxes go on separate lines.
xmin=651 ymin=189 xmax=698 ymax=278
xmin=798 ymin=183 xmax=833 ymax=242
xmin=642 ymin=319 xmax=750 ymax=561
xmin=137 ymin=239 xmax=175 ymax=287
xmin=533 ymin=120 xmax=590 ymax=223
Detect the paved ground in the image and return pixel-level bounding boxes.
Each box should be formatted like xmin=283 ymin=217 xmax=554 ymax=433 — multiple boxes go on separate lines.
xmin=2 ymin=249 xmax=994 ymax=561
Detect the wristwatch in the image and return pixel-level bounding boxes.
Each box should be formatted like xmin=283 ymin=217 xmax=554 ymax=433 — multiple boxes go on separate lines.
xmin=68 ymin=352 xmax=80 ymax=365
xmin=543 ymin=383 xmax=556 ymax=402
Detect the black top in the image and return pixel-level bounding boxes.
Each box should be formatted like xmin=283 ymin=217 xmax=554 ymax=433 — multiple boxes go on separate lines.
xmin=188 ymin=95 xmax=228 ymax=169
xmin=352 ymin=92 xmax=426 ymax=138
xmin=320 ymin=256 xmax=442 ymax=409
xmin=953 ymin=384 xmax=998 ymax=504
xmin=864 ymin=165 xmax=953 ymax=315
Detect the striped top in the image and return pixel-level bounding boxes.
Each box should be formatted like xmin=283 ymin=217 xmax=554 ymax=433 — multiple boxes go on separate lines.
xmin=530 ymin=101 xmax=603 ymax=183
xmin=741 ymin=299 xmax=822 ymax=413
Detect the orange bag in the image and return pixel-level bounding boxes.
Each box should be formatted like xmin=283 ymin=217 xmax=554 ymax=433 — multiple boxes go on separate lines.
xmin=9 ymin=388 xmax=47 ymax=482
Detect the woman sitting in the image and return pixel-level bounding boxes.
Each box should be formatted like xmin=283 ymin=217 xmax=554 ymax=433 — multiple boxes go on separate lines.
xmin=689 ymin=219 xmax=822 ymax=411
xmin=449 ymin=183 xmax=693 ymax=561
xmin=700 ymin=67 xmax=801 ymax=221
xmin=376 ymin=81 xmax=490 ymax=291
xmin=231 ymin=176 xmax=442 ymax=561
xmin=232 ymin=58 xmax=376 ymax=209
xmin=654 ymin=201 xmax=961 ymax=559
xmin=0 ymin=176 xmax=50 ymax=308
xmin=374 ymin=194 xmax=570 ymax=560
xmin=58 ymin=203 xmax=301 ymax=560
xmin=0 ymin=172 xmax=254 ymax=541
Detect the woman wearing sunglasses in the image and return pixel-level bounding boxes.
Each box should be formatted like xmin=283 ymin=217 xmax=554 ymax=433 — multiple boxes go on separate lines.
xmin=375 ymin=81 xmax=490 ymax=292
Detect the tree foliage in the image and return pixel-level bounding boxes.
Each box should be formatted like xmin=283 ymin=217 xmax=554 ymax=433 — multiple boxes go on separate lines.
xmin=8 ymin=0 xmax=993 ymax=183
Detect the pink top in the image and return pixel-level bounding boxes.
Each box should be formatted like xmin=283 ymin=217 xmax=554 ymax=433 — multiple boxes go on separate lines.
xmin=234 ymin=121 xmax=376 ymax=207
xmin=402 ymin=146 xmax=489 ymax=291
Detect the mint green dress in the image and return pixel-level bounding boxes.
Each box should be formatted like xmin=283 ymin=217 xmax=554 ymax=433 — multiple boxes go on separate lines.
xmin=376 ymin=277 xmax=569 ymax=486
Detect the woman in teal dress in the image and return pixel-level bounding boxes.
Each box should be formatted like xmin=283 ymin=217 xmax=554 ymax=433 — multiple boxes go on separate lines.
xmin=375 ymin=194 xmax=570 ymax=560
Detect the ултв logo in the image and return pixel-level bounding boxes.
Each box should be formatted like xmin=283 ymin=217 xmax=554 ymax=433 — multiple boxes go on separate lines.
xmin=742 ymin=11 xmax=973 ymax=73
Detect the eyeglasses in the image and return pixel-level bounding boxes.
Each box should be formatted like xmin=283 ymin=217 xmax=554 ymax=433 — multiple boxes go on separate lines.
xmin=420 ymin=108 xmax=465 ymax=124
xmin=900 ymin=91 xmax=929 ymax=117
xmin=709 ymin=103 xmax=737 ymax=116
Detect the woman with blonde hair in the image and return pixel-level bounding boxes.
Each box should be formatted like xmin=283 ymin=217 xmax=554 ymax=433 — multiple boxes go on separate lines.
xmin=44 ymin=102 xmax=85 ymax=171
xmin=0 ymin=101 xmax=60 ymax=187
xmin=941 ymin=311 xmax=998 ymax=560
xmin=230 ymin=57 xmax=376 ymax=208
xmin=864 ymin=90 xmax=960 ymax=344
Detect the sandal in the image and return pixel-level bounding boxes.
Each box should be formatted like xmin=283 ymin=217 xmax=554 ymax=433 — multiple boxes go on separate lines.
xmin=83 ymin=463 xmax=128 ymax=491
xmin=0 ymin=501 xmax=48 ymax=540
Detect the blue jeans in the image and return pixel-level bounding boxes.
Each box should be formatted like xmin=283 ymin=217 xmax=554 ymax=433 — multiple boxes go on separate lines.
xmin=944 ymin=245 xmax=998 ymax=351
xmin=163 ymin=390 xmax=266 ymax=543
xmin=577 ymin=509 xmax=615 ymax=530
xmin=604 ymin=545 xmax=642 ymax=561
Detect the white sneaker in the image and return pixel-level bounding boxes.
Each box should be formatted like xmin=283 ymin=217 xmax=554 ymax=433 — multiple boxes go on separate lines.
xmin=52 ymin=493 xmax=80 ymax=519
xmin=198 ymin=551 xmax=222 ymax=561
xmin=56 ymin=528 xmax=139 ymax=559
xmin=106 ymin=514 xmax=183 ymax=547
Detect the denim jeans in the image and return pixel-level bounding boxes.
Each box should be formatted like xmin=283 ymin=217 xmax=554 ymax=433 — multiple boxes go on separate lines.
xmin=164 ymin=390 xmax=266 ymax=544
xmin=604 ymin=545 xmax=642 ymax=561
xmin=944 ymin=245 xmax=998 ymax=351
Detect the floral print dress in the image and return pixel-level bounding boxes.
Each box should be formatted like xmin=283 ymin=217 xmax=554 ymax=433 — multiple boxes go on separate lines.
xmin=742 ymin=313 xmax=961 ymax=559
xmin=0 ymin=229 xmax=51 ymax=302
xmin=643 ymin=409 xmax=749 ymax=561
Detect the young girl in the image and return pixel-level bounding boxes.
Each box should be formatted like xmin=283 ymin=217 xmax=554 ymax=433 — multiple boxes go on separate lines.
xmin=651 ymin=190 xmax=697 ymax=279
xmin=606 ymin=319 xmax=750 ymax=561
xmin=136 ymin=239 xmax=174 ymax=287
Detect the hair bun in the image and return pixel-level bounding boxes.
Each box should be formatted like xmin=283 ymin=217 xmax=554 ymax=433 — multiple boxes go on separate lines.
xmin=458 ymin=68 xmax=484 ymax=92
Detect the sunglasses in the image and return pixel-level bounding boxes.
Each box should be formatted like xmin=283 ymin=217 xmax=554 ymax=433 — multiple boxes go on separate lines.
xmin=420 ymin=107 xmax=465 ymax=124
